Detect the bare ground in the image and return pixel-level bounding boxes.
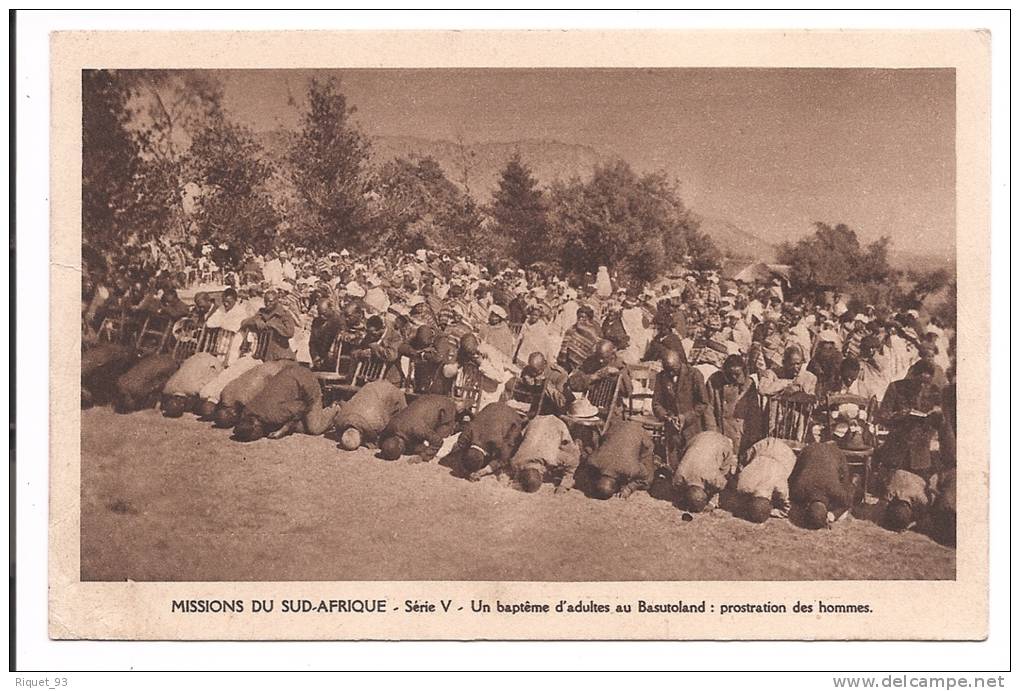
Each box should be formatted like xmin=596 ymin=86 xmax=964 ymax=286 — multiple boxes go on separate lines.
xmin=80 ymin=407 xmax=955 ymax=582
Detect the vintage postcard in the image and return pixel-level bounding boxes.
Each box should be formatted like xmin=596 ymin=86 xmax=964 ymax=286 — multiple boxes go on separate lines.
xmin=50 ymin=29 xmax=990 ymax=640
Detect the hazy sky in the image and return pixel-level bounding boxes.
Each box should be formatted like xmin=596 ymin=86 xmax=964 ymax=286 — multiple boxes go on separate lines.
xmin=212 ymin=68 xmax=955 ymax=257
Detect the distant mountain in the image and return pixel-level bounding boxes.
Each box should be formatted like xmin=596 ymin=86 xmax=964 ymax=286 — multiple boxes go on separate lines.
xmin=697 ymin=215 xmax=778 ymax=262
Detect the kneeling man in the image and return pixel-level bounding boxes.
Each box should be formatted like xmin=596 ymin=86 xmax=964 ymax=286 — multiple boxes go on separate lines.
xmin=378 ymin=394 xmax=458 ymax=463
xmin=235 ymin=362 xmax=340 ymax=441
xmin=673 ymin=430 xmax=738 ymax=513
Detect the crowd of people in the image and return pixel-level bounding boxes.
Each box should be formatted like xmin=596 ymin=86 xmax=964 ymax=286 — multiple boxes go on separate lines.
xmin=80 ymin=236 xmax=958 ymax=543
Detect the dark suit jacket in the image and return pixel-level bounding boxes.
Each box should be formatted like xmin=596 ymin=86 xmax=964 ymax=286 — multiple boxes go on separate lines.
xmin=788 ymin=442 xmax=853 ymax=513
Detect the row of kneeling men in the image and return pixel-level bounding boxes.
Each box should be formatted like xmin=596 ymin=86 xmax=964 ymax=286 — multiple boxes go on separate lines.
xmin=82 ymin=347 xmax=955 ymax=544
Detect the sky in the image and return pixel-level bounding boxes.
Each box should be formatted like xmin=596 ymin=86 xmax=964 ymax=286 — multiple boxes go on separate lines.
xmin=211 ymin=68 xmax=955 ymax=258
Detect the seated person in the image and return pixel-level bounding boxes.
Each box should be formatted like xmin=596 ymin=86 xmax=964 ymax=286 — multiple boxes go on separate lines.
xmin=735 ymin=437 xmax=797 ymax=523
xmin=239 ymin=288 xmax=296 ymax=362
xmin=585 ymin=419 xmax=656 ymax=500
xmin=378 ymin=394 xmax=458 ymax=463
xmin=653 ymin=349 xmax=716 ymax=454
xmin=673 ymin=430 xmax=738 ymax=513
xmin=557 ymin=305 xmax=602 ymax=372
xmin=788 ymin=442 xmax=854 ymax=529
xmin=567 ymin=339 xmax=633 ymax=400
xmin=449 ymin=401 xmax=525 ymax=475
xmin=399 ymin=324 xmax=440 ymax=393
xmin=348 ymin=314 xmax=404 ymax=384
xmin=759 ymin=344 xmax=819 ymax=396
xmin=874 ymin=359 xmax=943 ymax=475
xmin=504 ymin=352 xmax=569 ymax=416
xmin=234 ymin=362 xmax=341 ymax=441
xmin=334 ymin=379 xmax=408 ymax=451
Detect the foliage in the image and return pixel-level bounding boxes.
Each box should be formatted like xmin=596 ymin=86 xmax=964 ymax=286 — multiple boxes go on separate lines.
xmin=287 ymin=78 xmax=373 ymax=250
xmin=186 ymin=121 xmax=280 ymax=254
xmin=546 ymin=160 xmax=713 ymax=286
xmin=778 ymin=222 xmax=899 ymax=297
xmin=82 ymin=70 xmax=140 ymax=250
xmin=373 ymin=156 xmax=488 ymax=258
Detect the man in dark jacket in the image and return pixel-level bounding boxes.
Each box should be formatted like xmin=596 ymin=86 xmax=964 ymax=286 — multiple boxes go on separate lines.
xmin=236 ymin=362 xmax=340 ymax=441
xmin=240 ymin=288 xmax=296 ymax=362
xmin=115 ymin=353 xmax=180 ymax=413
xmin=788 ymin=442 xmax=855 ymax=529
xmin=585 ymin=419 xmax=656 ymax=500
xmin=652 ymin=349 xmax=716 ymax=454
xmin=449 ymin=401 xmax=525 ymax=474
xmin=378 ymin=394 xmax=458 ymax=463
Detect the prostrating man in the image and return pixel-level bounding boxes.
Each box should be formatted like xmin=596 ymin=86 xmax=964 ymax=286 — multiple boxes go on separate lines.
xmin=652 ymin=349 xmax=715 ymax=454
xmin=472 ymin=415 xmax=581 ymax=493
xmin=234 ymin=362 xmax=341 ymax=441
xmin=788 ymin=442 xmax=855 ymax=529
xmin=334 ymin=379 xmax=408 ymax=451
xmin=378 ymin=394 xmax=458 ymax=463
xmin=929 ymin=467 xmax=956 ymax=545
xmin=735 ymin=437 xmax=797 ymax=523
xmin=115 ymin=352 xmax=180 ymax=413
xmin=161 ymin=350 xmax=224 ymax=417
xmin=449 ymin=401 xmax=525 ymax=475
xmin=673 ymin=430 xmax=738 ymax=513
xmin=879 ymin=467 xmax=930 ymax=532
xmin=585 ymin=419 xmax=656 ymax=500
xmin=81 ymin=343 xmax=137 ymax=408
xmin=212 ymin=359 xmax=293 ymax=428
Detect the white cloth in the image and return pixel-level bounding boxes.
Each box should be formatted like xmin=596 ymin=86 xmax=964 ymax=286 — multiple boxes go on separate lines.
xmin=595 ymin=266 xmax=612 ymax=298
xmin=199 ymin=355 xmax=262 ymax=402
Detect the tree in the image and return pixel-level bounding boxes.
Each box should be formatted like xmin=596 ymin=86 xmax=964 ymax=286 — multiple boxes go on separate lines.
xmin=373 ymin=156 xmax=487 ymax=258
xmin=489 ymin=152 xmax=551 ymax=267
xmin=186 ymin=121 xmax=280 ymax=254
xmin=288 ymin=78 xmax=373 ymax=249
xmin=82 ymin=70 xmax=140 ymax=250
xmin=546 ymin=159 xmax=710 ymax=286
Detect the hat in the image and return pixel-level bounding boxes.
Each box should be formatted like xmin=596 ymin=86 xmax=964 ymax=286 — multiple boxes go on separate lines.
xmin=442 ymin=362 xmax=460 ymax=379
xmin=407 ymin=296 xmax=425 ymax=308
xmin=339 ymin=249 xmax=350 ymax=258
xmin=568 ymin=399 xmax=600 ymax=419
xmin=489 ymin=305 xmax=508 ymax=320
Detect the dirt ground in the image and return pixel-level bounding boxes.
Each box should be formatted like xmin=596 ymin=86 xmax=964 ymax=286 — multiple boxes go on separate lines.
xmin=80 ymin=407 xmax=955 ymax=582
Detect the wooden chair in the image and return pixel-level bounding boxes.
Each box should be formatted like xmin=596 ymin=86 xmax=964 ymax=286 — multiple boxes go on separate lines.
xmin=624 ymin=367 xmax=668 ymax=464
xmin=824 ymin=393 xmax=879 ymax=503
xmin=763 ymin=391 xmax=817 ymax=452
xmin=135 ymin=313 xmax=175 ymax=355
xmin=504 ymin=374 xmax=547 ymax=418
xmin=585 ymin=373 xmax=623 ymax=437
xmin=352 ymin=356 xmax=389 ymax=387
xmin=97 ymin=309 xmax=133 ymax=345
xmin=171 ymin=317 xmax=203 ymax=362
xmin=451 ymin=363 xmax=484 ymax=418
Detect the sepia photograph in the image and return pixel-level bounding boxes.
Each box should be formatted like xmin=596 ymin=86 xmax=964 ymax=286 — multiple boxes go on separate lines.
xmin=43 ymin=27 xmax=992 ymax=642
xmin=77 ymin=66 xmax=959 ymax=583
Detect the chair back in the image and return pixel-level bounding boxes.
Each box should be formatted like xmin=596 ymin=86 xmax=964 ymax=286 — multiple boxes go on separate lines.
xmin=171 ymin=317 xmax=202 ymax=361
xmin=135 ymin=313 xmax=174 ymax=355
xmin=353 ymin=357 xmax=388 ymax=387
xmin=763 ymin=391 xmax=817 ymax=449
xmin=451 ymin=363 xmax=484 ymax=417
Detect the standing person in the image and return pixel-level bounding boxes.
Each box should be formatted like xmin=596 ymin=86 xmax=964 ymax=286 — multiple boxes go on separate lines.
xmin=788 ymin=442 xmax=855 ymax=529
